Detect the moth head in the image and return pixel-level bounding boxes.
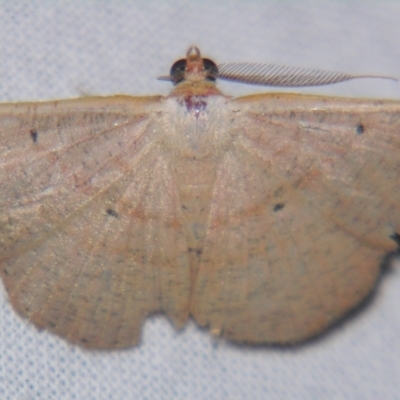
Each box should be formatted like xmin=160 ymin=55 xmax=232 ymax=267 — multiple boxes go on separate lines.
xmin=160 ymin=46 xmax=218 ymax=85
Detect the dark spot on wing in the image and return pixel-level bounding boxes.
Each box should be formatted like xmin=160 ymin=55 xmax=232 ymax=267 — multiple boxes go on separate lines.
xmin=30 ymin=129 xmax=38 ymax=143
xmin=390 ymin=232 xmax=400 ymax=247
xmin=355 ymin=124 xmax=364 ymax=134
xmin=188 ymin=247 xmax=203 ymax=256
xmin=106 ymin=208 xmax=118 ymax=218
xmin=273 ymin=203 xmax=285 ymax=212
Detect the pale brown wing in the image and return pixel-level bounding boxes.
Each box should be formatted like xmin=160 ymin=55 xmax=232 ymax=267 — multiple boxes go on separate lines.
xmin=0 ymin=96 xmax=191 ymax=349
xmin=191 ymin=93 xmax=400 ymax=344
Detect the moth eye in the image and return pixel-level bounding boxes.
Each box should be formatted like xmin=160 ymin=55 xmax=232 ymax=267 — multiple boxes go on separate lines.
xmin=202 ymin=58 xmax=218 ymax=81
xmin=170 ymin=59 xmax=187 ymax=84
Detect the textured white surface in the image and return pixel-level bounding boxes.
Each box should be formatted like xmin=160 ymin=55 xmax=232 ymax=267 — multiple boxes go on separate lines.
xmin=0 ymin=1 xmax=399 ymax=399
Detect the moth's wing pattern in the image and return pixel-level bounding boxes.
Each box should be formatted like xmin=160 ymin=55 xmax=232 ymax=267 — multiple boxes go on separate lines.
xmin=191 ymin=93 xmax=400 ymax=344
xmin=0 ymin=96 xmax=190 ymax=349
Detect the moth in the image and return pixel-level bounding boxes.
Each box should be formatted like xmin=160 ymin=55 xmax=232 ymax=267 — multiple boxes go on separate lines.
xmin=0 ymin=47 xmax=399 ymax=349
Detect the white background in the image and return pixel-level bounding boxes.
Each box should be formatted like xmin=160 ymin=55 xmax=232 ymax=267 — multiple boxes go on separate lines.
xmin=0 ymin=1 xmax=399 ymax=399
